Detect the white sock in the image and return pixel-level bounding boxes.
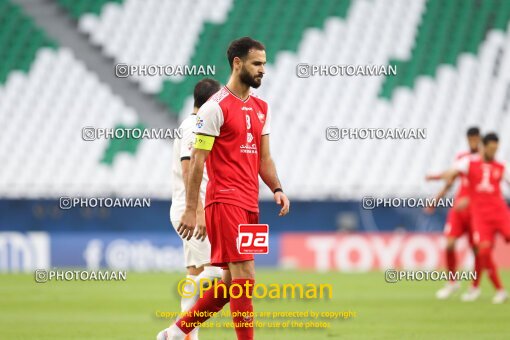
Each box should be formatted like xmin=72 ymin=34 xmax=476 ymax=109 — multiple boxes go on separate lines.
xmin=167 ymin=324 xmax=186 ymax=340
xmin=181 ymin=275 xmax=198 ymax=313
xmin=182 ymin=268 xmax=222 ymax=313
xmin=178 ymin=268 xmax=222 ymax=339
xmin=188 ymin=327 xmax=199 ymax=340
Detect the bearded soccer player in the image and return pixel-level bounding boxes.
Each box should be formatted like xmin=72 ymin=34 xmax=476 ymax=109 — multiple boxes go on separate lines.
xmin=169 ymin=78 xmax=223 ymax=340
xmin=158 ymin=37 xmax=290 ymax=340
xmin=425 ymin=127 xmax=481 ymax=299
xmin=443 ymin=133 xmax=510 ymax=303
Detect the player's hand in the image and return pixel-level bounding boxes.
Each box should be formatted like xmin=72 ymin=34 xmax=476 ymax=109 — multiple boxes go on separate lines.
xmin=274 ymin=191 xmax=290 ymax=216
xmin=425 ymin=174 xmax=439 ymax=181
xmin=178 ymin=209 xmax=196 ymax=241
xmin=195 ymin=209 xmax=207 ymax=241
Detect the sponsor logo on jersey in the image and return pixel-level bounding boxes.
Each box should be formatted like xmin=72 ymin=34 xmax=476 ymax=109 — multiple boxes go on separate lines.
xmin=240 ymin=143 xmax=258 ymax=154
xmin=237 ymin=224 xmax=269 ymax=254
xmin=247 ymin=133 xmax=254 ymax=143
xmin=241 ymin=106 xmax=253 ymax=111
xmin=257 ymin=112 xmax=265 ymax=124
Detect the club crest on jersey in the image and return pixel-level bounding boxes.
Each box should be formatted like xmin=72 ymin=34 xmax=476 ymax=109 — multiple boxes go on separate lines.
xmin=196 ymin=117 xmax=204 ymax=129
xmin=247 ymin=133 xmax=254 ymax=143
xmin=257 ymin=112 xmax=265 ymax=124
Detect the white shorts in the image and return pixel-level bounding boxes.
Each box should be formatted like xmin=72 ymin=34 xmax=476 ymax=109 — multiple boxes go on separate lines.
xmin=171 ymin=220 xmax=211 ymax=268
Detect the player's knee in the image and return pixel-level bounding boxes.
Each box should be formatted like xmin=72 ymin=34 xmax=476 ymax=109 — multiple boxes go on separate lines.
xmin=477 ymin=243 xmax=492 ymax=257
xmin=229 ymin=261 xmax=255 ymax=279
xmin=238 ymin=266 xmax=255 ymax=279
xmin=445 ymin=237 xmax=456 ymax=251
xmin=478 ymin=241 xmax=492 ymax=250
xmin=222 ymin=270 xmax=232 ymax=286
xmin=187 ymin=266 xmax=203 ymax=276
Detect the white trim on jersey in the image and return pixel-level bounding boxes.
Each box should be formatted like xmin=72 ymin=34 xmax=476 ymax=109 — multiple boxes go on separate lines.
xmin=262 ymin=105 xmax=271 ymax=135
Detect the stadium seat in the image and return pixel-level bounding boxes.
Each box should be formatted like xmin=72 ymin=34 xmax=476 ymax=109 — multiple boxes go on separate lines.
xmin=1 ymin=0 xmax=510 ymax=199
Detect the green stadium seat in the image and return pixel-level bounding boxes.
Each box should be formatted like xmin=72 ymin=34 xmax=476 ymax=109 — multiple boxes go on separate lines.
xmin=0 ymin=0 xmax=55 ymax=84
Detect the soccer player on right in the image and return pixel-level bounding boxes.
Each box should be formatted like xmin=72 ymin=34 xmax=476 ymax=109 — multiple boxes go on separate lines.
xmin=443 ymin=133 xmax=510 ymax=303
xmin=425 ymin=127 xmax=481 ymax=299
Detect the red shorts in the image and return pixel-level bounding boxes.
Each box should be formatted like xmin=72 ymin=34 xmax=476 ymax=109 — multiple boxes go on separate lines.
xmin=205 ymin=202 xmax=259 ymax=267
xmin=444 ymin=207 xmax=472 ymax=244
xmin=472 ymin=211 xmax=510 ymax=245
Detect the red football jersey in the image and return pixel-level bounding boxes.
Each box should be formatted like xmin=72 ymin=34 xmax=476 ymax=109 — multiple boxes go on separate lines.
xmin=455 ymin=156 xmax=510 ymax=216
xmin=194 ymin=86 xmax=271 ymax=212
xmin=454 ymin=151 xmax=478 ymax=199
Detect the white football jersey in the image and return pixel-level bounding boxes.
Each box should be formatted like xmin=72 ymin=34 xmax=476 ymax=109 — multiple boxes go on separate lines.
xmin=170 ymin=114 xmax=208 ymax=221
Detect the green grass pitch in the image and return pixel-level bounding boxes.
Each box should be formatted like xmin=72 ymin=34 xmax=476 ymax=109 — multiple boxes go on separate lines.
xmin=1 ymin=270 xmax=510 ymax=339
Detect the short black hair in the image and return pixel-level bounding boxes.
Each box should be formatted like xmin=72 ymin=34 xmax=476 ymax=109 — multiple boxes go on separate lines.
xmin=466 ymin=126 xmax=480 ymax=137
xmin=227 ymin=36 xmax=265 ymax=69
xmin=482 ymin=132 xmax=499 ymax=145
xmin=193 ymin=78 xmax=221 ymax=108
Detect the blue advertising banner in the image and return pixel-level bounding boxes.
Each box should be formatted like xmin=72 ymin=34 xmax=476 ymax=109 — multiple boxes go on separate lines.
xmin=0 ymin=231 xmax=280 ymax=272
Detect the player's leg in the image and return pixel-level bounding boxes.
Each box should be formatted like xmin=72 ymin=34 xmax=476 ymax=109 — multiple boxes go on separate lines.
xmin=167 ymin=220 xmax=219 ymax=340
xmin=490 ymin=215 xmax=510 ymax=303
xmin=462 ymin=219 xmax=505 ymax=302
xmin=462 ymin=225 xmax=484 ymax=302
xmin=160 ymin=272 xmax=232 ymax=340
xmin=226 ymin=208 xmax=259 ymax=339
xmin=478 ymin=240 xmax=506 ymax=303
xmin=162 ymin=275 xmax=231 ymax=340
xmin=477 ymin=239 xmax=506 ymax=304
xmin=181 ymin=266 xmax=203 ymax=319
xmin=470 ymin=246 xmax=481 ymax=289
xmin=436 ymin=213 xmax=462 ymax=299
xmin=179 ymin=266 xmax=203 ymax=340
xmin=181 ymin=234 xmax=222 ymax=314
xmin=466 ymin=221 xmax=481 ymax=290
xmin=163 ymin=204 xmax=238 ymax=339
xmin=436 ymin=236 xmax=460 ymax=299
xmin=228 ymin=260 xmax=256 ymax=340
xmin=168 ymin=220 xmax=205 ymax=340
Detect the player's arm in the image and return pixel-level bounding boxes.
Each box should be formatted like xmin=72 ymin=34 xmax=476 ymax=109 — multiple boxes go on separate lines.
xmin=504 ymin=162 xmax=510 ymax=186
xmin=425 ymin=172 xmax=448 ymax=181
xmin=180 ymin=158 xmax=207 ymax=241
xmin=425 ymin=158 xmax=469 ymax=213
xmin=178 ymin=101 xmax=222 ymax=240
xmin=425 ymin=169 xmax=460 ymax=182
xmin=178 ymin=144 xmax=211 ymax=240
xmin=259 ymin=134 xmax=290 ymax=216
xmin=424 ymin=176 xmax=455 ymax=214
xmin=442 ymin=168 xmax=461 ymax=183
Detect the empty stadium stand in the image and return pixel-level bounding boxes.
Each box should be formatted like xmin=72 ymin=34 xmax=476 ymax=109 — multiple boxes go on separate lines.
xmin=1 ymin=0 xmax=510 ymax=200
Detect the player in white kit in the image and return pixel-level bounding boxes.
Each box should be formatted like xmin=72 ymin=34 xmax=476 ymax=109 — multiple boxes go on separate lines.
xmin=169 ymin=78 xmax=223 ymax=340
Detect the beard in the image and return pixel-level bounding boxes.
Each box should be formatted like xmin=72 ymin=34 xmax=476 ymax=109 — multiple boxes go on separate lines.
xmin=240 ymin=67 xmax=262 ymax=88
